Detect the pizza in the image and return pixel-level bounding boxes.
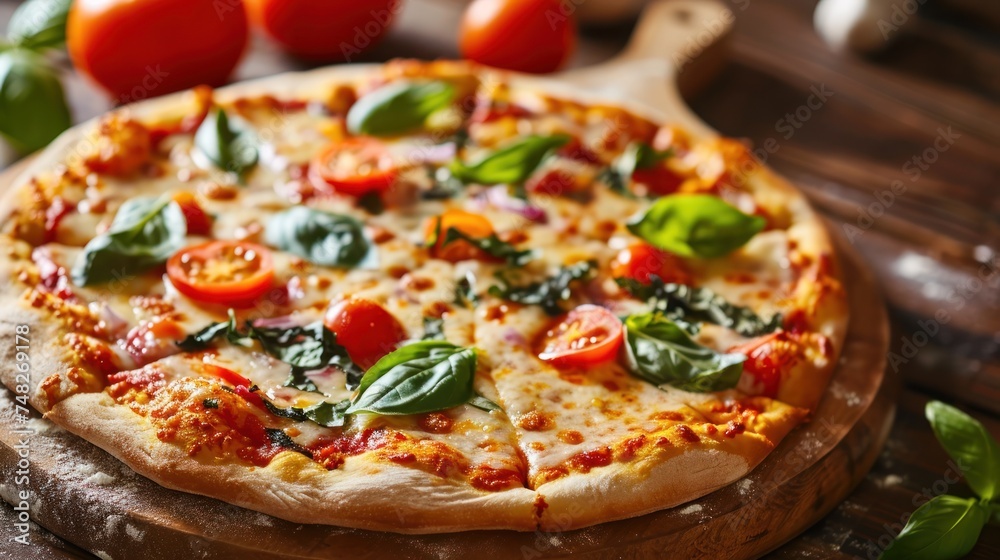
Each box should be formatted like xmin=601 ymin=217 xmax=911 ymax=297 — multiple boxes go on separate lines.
xmin=0 ymin=60 xmax=847 ymax=533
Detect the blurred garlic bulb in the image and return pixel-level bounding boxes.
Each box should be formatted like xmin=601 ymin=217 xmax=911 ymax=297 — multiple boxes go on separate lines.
xmin=814 ymin=0 xmax=899 ymax=53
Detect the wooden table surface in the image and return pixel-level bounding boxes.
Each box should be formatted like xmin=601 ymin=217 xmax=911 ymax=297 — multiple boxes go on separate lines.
xmin=2 ymin=0 xmax=998 ymax=558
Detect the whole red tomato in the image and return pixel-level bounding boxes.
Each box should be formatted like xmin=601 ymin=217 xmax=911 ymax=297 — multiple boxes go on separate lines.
xmin=67 ymin=0 xmax=249 ymax=101
xmin=244 ymin=0 xmax=401 ymax=61
xmin=460 ymin=0 xmax=576 ymax=74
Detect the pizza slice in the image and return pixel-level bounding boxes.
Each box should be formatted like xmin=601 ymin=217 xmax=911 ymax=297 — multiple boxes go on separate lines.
xmin=472 ymin=297 xmax=808 ymax=530
xmin=43 ymin=306 xmax=537 ymax=533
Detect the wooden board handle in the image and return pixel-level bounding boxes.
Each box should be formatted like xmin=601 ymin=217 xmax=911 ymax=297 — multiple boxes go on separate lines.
xmin=559 ymin=0 xmax=733 ymax=137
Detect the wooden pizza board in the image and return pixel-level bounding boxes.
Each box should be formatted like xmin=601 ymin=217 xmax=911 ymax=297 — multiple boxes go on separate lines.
xmin=0 ymin=2 xmax=895 ymax=558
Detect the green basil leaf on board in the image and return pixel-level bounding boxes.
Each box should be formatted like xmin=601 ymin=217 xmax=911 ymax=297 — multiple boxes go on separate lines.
xmin=880 ymin=495 xmax=990 ymax=560
xmin=194 ymin=108 xmax=259 ymax=179
xmin=347 ymin=341 xmax=477 ymax=416
xmin=265 ymin=207 xmax=374 ymax=269
xmin=925 ymin=401 xmax=1000 ymax=501
xmin=346 ymin=80 xmax=455 ymax=136
xmin=7 ymin=0 xmax=72 ymax=50
xmin=627 ymin=194 xmax=766 ymax=258
xmin=449 ymin=134 xmax=570 ymax=186
xmin=623 ymin=313 xmax=745 ymax=392
xmin=439 ymin=227 xmax=534 ymax=267
xmin=0 ymin=49 xmax=71 ymax=154
xmin=72 ymin=196 xmax=187 ymax=286
xmin=616 ymin=277 xmax=782 ymax=337
xmin=488 ymin=260 xmax=596 ymax=315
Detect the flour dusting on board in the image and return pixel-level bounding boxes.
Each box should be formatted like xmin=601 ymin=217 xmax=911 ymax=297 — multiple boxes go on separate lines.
xmin=678 ymin=503 xmax=703 ymax=515
xmin=828 ymin=380 xmax=863 ymax=407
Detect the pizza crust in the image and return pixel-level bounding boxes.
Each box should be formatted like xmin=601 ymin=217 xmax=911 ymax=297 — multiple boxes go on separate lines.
xmin=46 ymin=392 xmax=537 ymax=534
xmin=0 ymin=245 xmax=97 ymax=413
xmin=536 ymin=449 xmax=748 ymax=530
xmin=0 ymin=59 xmax=849 ymax=534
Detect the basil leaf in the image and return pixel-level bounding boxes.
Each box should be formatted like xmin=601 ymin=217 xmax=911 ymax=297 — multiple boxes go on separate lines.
xmin=346 ymin=80 xmax=455 ymax=136
xmin=0 ymin=49 xmax=71 ymax=154
xmin=439 ymin=226 xmax=534 ymax=267
xmin=449 ymin=134 xmax=570 ymax=186
xmin=283 ymin=368 xmax=320 ymax=394
xmin=454 ymin=272 xmax=479 ymax=308
xmin=176 ymin=313 xmax=238 ymax=352
xmin=72 ymin=196 xmax=187 ymax=286
xmin=880 ymin=495 xmax=989 ymax=560
xmin=7 ymin=0 xmax=71 ymax=50
xmin=302 ymin=399 xmax=351 ymax=428
xmin=606 ymin=142 xmax=672 ymax=192
xmin=926 ymin=401 xmax=1000 ymax=501
xmin=261 ymin=397 xmax=350 ymax=429
xmin=178 ymin=316 xmax=363 ymax=386
xmin=264 ymin=207 xmax=373 ymax=269
xmin=598 ymin=166 xmax=631 ymax=198
xmin=422 ymin=317 xmax=446 ymax=341
xmin=623 ymin=313 xmax=745 ymax=392
xmin=488 ymin=260 xmax=596 ymax=315
xmin=202 ymin=398 xmax=219 ymax=409
xmin=248 ymin=322 xmax=339 ymax=369
xmin=617 ymin=276 xmax=782 ymax=337
xmin=627 ymin=194 xmax=766 ymax=258
xmin=248 ymin=322 xmax=363 ymax=384
xmin=264 ymin=428 xmax=312 ymax=458
xmin=194 ymin=108 xmax=259 ymax=179
xmin=347 ymin=341 xmax=476 ymax=415
xmin=468 ymin=393 xmax=501 ymax=412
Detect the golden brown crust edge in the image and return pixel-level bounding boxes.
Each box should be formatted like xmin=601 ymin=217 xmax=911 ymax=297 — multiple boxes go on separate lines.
xmin=0 ymin=242 xmax=101 ymax=413
xmin=46 ymin=392 xmax=538 ymax=534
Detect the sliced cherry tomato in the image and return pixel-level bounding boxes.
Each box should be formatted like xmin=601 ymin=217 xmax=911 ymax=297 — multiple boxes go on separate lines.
xmin=558 ymin=137 xmax=602 ymax=165
xmin=324 ymin=299 xmax=407 ymax=370
xmin=308 ymin=138 xmax=398 ymax=198
xmin=425 ymin=209 xmax=495 ymax=263
xmin=730 ymin=332 xmax=802 ymax=398
xmin=459 ymin=0 xmax=576 ymax=74
xmin=204 ymin=363 xmax=252 ymax=388
xmin=172 ymin=192 xmax=213 ymax=236
xmin=166 ymin=241 xmax=275 ymax=307
xmin=611 ymin=243 xmax=692 ymax=286
xmin=538 ymin=305 xmax=623 ymax=367
xmin=527 ymin=169 xmax=578 ymax=197
xmin=632 ymin=165 xmax=685 ymax=196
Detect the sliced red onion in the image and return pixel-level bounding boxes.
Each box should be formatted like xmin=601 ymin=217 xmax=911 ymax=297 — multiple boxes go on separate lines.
xmin=502 ymin=328 xmax=528 ymax=347
xmin=483 ymin=187 xmax=548 ymax=223
xmin=251 ymin=315 xmax=301 ymax=330
xmin=91 ymin=302 xmax=129 ymax=338
xmin=405 ymin=142 xmax=457 ymax=165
